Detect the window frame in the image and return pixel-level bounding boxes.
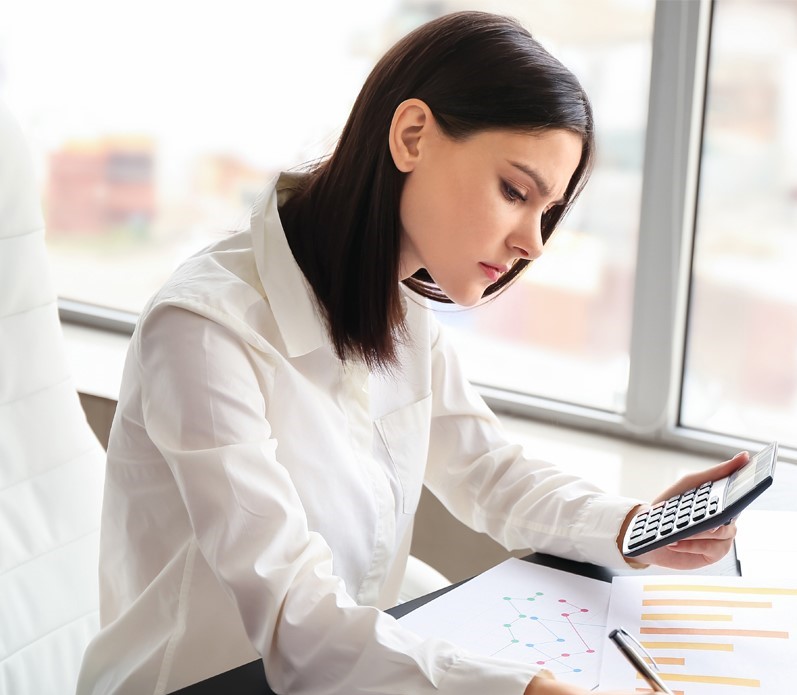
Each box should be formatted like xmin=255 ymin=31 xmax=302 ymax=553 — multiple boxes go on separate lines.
xmin=59 ymin=0 xmax=796 ymax=465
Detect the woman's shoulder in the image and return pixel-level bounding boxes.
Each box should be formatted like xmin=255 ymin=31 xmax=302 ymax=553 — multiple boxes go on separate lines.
xmin=138 ymin=230 xmax=280 ymax=354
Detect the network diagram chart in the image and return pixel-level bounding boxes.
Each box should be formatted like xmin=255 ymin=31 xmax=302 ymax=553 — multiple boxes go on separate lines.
xmin=488 ymin=592 xmax=605 ymax=677
xmin=398 ymin=558 xmax=613 ymax=689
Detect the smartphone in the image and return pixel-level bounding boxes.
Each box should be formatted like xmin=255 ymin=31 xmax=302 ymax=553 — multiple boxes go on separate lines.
xmin=622 ymin=441 xmax=778 ymax=557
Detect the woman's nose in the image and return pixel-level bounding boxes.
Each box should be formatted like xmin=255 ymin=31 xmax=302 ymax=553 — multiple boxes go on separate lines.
xmin=510 ymin=217 xmax=544 ymax=260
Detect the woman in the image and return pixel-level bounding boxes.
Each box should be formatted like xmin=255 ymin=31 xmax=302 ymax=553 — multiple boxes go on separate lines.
xmin=77 ymin=11 xmax=742 ymax=695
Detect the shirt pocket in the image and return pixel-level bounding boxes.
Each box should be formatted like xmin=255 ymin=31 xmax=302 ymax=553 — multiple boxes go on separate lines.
xmin=375 ymin=394 xmax=432 ymax=515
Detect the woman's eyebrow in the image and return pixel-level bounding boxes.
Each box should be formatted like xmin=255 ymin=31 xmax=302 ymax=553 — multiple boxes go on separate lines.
xmin=509 ymin=161 xmax=566 ymax=205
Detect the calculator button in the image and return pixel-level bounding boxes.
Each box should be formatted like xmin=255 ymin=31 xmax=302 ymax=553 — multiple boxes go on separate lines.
xmin=660 ymin=524 xmax=674 ymax=535
xmin=693 ymin=509 xmax=707 ymax=521
xmin=675 ymin=516 xmax=691 ymax=528
xmin=628 ymin=532 xmax=658 ymax=550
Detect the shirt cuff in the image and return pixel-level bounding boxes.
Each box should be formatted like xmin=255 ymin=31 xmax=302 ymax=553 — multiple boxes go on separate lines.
xmin=572 ymin=494 xmax=646 ymax=568
xmin=437 ymin=653 xmax=545 ymax=695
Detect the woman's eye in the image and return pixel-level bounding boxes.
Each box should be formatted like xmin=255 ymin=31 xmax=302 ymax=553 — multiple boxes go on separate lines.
xmin=501 ymin=181 xmax=527 ymax=204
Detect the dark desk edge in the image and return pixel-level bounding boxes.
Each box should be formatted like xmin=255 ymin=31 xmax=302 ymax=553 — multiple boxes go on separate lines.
xmin=388 ymin=546 xmax=741 ymax=619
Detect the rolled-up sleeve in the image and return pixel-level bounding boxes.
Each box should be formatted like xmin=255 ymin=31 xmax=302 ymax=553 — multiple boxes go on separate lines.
xmin=424 ymin=320 xmax=642 ymax=569
xmin=137 ymin=306 xmax=543 ymax=695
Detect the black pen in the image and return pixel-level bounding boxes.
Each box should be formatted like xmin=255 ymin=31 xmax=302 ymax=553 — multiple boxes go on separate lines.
xmin=608 ymin=627 xmax=674 ymax=694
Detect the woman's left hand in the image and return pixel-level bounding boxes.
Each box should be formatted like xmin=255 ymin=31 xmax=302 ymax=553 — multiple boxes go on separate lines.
xmin=620 ymin=451 xmax=749 ymax=570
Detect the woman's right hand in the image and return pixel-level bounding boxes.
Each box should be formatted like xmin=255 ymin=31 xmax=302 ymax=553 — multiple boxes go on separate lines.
xmin=524 ymin=675 xmax=656 ymax=695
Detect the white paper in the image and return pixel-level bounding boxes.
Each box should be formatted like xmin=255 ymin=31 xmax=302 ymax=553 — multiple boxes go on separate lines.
xmin=735 ymin=510 xmax=797 ymax=578
xmin=600 ymin=574 xmax=797 ymax=693
xmin=398 ymin=558 xmax=612 ymax=689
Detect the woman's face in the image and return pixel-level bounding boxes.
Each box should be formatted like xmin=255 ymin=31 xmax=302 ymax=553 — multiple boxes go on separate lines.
xmin=398 ymin=124 xmax=583 ymax=307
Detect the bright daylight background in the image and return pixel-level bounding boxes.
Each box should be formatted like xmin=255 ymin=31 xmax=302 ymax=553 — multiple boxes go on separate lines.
xmin=1 ymin=0 xmax=796 ymax=448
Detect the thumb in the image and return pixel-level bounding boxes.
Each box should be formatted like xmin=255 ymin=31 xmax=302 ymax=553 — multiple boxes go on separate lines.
xmin=654 ymin=451 xmax=749 ymax=504
xmin=692 ymin=451 xmax=750 ymax=485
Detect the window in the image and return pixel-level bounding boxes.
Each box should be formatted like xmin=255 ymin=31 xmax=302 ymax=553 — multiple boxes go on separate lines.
xmin=3 ymin=1 xmax=795 ymax=461
xmin=681 ymin=0 xmax=797 ymax=448
xmin=2 ymin=0 xmax=399 ymax=311
xmin=1 ymin=0 xmax=654 ymax=414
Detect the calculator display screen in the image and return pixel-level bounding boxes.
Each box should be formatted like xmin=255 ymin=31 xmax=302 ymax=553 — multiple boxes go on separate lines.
xmin=724 ymin=450 xmax=772 ymax=507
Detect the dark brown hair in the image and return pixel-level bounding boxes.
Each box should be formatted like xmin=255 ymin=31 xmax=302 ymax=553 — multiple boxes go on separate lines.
xmin=278 ymin=11 xmax=594 ymax=370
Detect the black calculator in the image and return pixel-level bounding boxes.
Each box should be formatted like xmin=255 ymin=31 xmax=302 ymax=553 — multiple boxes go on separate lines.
xmin=622 ymin=441 xmax=778 ymax=557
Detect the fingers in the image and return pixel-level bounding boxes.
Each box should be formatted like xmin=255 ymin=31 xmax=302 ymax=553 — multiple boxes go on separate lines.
xmin=667 ymin=520 xmax=736 ymax=550
xmin=642 ymin=539 xmax=734 ymax=569
xmin=667 ymin=536 xmax=734 ymax=557
xmin=675 ymin=520 xmax=737 ymax=543
xmin=636 ymin=520 xmax=738 ymax=569
xmin=662 ymin=530 xmax=736 ymax=567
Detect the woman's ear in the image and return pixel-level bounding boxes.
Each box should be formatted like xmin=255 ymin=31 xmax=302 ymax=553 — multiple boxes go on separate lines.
xmin=389 ymin=98 xmax=433 ymax=173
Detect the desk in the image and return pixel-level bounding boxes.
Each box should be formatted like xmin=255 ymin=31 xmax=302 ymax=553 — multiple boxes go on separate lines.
xmin=174 ymin=462 xmax=796 ymax=694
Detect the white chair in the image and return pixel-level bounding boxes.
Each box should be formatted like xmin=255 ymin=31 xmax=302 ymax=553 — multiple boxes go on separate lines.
xmin=0 ymin=101 xmax=106 ymax=694
xmin=399 ymin=554 xmax=451 ymax=605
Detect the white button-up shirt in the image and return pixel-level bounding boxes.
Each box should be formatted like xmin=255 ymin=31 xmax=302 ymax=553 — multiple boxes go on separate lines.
xmin=77 ymin=174 xmax=641 ymax=695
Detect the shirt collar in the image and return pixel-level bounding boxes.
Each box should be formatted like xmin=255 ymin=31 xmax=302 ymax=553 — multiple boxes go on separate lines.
xmin=251 ymin=172 xmax=328 ymax=358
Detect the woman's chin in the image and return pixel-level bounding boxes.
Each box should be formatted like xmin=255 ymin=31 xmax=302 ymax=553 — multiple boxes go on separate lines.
xmin=445 ymin=289 xmax=485 ymax=308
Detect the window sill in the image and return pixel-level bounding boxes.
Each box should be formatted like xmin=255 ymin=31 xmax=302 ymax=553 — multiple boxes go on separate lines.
xmin=63 ymin=322 xmax=130 ymax=402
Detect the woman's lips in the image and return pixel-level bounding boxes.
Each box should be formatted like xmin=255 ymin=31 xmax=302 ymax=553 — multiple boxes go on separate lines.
xmin=479 ymin=262 xmax=506 ymax=283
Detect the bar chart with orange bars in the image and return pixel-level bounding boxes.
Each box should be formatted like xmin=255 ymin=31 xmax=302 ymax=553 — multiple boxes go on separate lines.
xmin=599 ymin=575 xmax=797 ymax=693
